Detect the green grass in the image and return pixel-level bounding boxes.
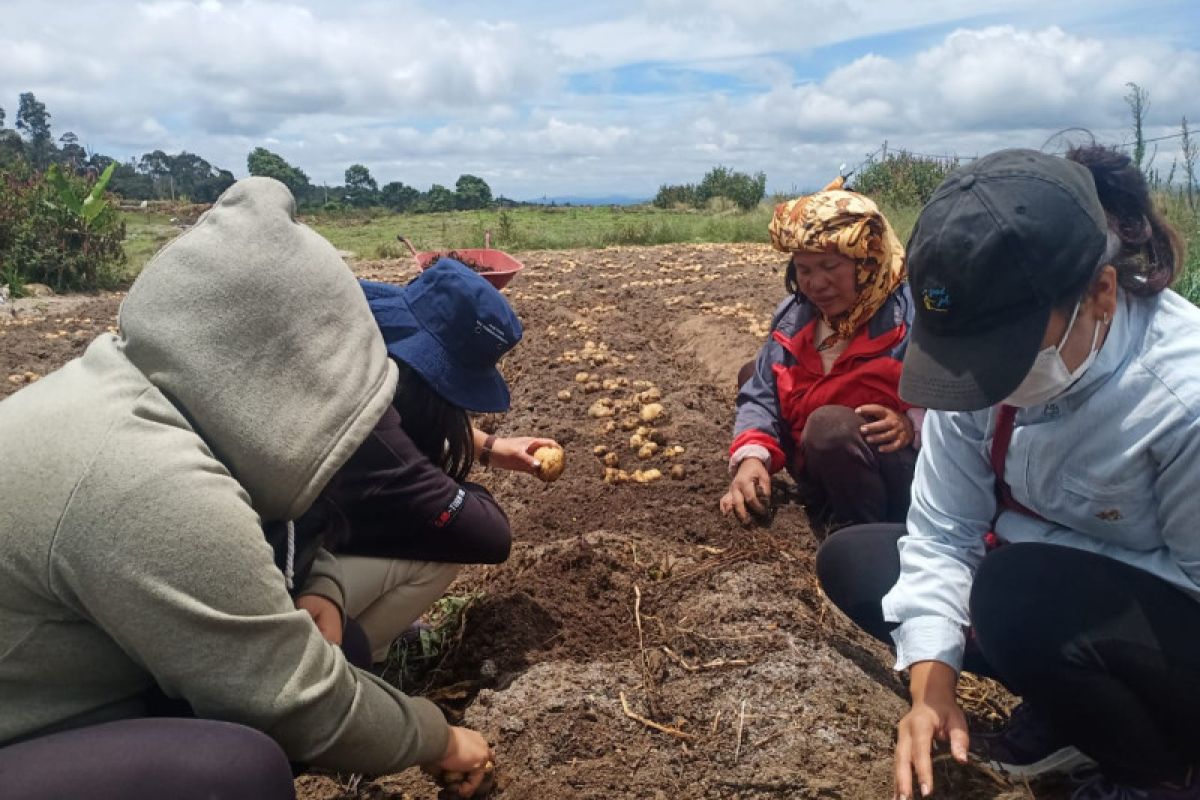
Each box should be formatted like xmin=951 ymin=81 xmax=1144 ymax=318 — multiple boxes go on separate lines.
xmin=305 ymin=204 xmax=774 ymax=258
xmin=876 ymin=200 xmax=921 ymax=243
xmin=1161 ymin=192 xmax=1200 ymax=305
xmin=117 ymin=197 xmax=1198 ymax=301
xmin=120 ymin=212 xmax=179 ymax=277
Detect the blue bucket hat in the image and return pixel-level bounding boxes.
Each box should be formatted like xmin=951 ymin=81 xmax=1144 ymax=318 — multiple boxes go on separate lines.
xmin=360 ymin=258 xmax=522 ymax=413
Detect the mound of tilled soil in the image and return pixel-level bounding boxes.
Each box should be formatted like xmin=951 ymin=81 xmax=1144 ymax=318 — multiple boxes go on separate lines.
xmin=1 ymin=245 xmax=1059 ymax=799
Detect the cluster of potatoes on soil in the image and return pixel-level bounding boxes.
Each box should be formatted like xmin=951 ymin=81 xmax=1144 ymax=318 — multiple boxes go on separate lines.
xmin=552 ymin=340 xmax=688 ymax=486
xmin=5 ymin=370 xmax=41 ymax=386
xmin=698 ymin=300 xmax=771 ymax=339
xmin=549 ymin=340 xmax=691 ymax=489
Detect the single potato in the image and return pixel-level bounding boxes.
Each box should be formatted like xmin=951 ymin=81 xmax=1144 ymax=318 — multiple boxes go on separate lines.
xmin=640 ymin=403 xmax=665 ymax=423
xmin=535 ymin=446 xmax=566 ymax=482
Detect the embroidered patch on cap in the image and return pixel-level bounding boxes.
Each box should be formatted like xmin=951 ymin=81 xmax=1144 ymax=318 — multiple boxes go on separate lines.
xmin=432 ymin=488 xmax=467 ymax=528
xmin=922 ymin=286 xmax=951 ymax=313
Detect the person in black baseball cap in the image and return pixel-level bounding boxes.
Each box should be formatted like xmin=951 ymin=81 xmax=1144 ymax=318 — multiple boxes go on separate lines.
xmin=813 ymin=145 xmax=1200 ymax=800
xmin=900 ymin=148 xmax=1110 ymax=411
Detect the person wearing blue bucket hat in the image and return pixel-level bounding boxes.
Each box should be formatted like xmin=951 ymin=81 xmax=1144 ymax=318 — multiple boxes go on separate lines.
xmin=362 ymin=258 xmax=520 ymax=414
xmin=290 ymin=258 xmax=560 ymax=689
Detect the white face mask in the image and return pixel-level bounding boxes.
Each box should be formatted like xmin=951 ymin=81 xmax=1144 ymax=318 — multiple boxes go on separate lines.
xmin=1003 ymin=300 xmax=1104 ymax=408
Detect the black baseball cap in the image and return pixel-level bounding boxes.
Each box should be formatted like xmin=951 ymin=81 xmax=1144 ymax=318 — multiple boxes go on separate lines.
xmin=899 ymin=149 xmax=1108 ymax=411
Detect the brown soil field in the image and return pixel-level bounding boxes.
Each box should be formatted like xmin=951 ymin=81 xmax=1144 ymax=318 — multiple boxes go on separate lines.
xmin=1 ymin=244 xmax=1070 ymax=799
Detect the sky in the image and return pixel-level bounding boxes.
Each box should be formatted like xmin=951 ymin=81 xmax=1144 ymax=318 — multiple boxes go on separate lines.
xmin=1 ymin=0 xmax=1198 ymax=199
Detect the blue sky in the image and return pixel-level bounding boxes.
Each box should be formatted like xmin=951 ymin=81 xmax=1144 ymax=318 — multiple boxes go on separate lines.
xmin=1 ymin=0 xmax=1197 ymax=198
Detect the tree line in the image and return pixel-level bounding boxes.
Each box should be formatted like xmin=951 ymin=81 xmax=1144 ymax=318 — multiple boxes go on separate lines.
xmin=0 ymin=91 xmax=495 ymax=212
xmin=247 ymin=147 xmax=494 ymax=212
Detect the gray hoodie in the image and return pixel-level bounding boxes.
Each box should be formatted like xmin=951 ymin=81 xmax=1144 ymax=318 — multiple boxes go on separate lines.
xmin=0 ymin=178 xmax=450 ymax=771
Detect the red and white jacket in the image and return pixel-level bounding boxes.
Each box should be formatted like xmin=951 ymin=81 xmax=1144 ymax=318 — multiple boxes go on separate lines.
xmin=730 ymin=284 xmax=918 ymax=474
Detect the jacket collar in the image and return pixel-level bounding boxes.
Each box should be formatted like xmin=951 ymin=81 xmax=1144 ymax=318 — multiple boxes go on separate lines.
xmin=775 ymin=285 xmax=910 ymax=370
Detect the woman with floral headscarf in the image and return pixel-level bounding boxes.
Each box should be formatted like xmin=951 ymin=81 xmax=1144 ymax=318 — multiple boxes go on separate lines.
xmin=720 ymin=179 xmax=920 ymax=528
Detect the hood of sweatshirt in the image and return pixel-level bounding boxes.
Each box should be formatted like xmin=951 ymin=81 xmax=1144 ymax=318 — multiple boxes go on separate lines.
xmin=118 ymin=177 xmax=397 ymax=521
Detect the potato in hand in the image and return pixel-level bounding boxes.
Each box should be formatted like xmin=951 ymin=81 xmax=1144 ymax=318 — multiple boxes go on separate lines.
xmin=535 ymin=446 xmax=566 ymax=482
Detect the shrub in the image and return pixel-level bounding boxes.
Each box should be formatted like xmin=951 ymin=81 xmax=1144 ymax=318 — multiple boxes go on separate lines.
xmin=653 ymin=183 xmax=699 ymax=209
xmin=697 ymin=166 xmax=767 ymax=210
xmin=853 ymin=151 xmax=958 ymax=208
xmin=0 ymin=163 xmax=126 ymax=293
xmin=655 ymin=166 xmax=766 ymax=211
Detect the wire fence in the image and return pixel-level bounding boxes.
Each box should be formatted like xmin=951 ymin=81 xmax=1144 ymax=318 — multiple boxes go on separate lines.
xmin=847 ymin=130 xmax=1190 ymax=174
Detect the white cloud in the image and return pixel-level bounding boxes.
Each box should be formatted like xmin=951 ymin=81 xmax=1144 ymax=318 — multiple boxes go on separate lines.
xmin=0 ymin=1 xmax=1196 ymax=197
xmin=739 ymin=25 xmax=1199 ymax=144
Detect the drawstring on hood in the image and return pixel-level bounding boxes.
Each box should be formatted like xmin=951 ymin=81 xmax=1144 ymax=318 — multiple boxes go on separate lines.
xmin=284 ymin=520 xmax=296 ymax=591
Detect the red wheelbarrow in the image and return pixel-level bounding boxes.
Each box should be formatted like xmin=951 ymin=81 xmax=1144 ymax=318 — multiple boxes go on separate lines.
xmin=395 ymin=231 xmax=524 ymax=290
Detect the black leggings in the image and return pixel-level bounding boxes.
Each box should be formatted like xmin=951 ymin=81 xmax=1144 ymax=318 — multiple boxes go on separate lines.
xmin=816 ymin=524 xmax=1200 ymax=785
xmin=0 ymin=718 xmax=295 ymax=800
xmin=0 ymin=618 xmax=373 ymax=799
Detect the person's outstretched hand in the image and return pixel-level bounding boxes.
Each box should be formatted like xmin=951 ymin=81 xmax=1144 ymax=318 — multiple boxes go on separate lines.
xmin=489 ymin=436 xmax=561 ymax=475
xmin=719 ymin=458 xmax=771 ymax=525
xmin=424 ymin=726 xmax=496 ymax=798
xmin=894 ymin=661 xmax=969 ymax=799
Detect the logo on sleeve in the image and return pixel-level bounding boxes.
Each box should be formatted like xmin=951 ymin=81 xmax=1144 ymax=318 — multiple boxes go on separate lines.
xmin=432 ymin=488 xmax=467 ymax=529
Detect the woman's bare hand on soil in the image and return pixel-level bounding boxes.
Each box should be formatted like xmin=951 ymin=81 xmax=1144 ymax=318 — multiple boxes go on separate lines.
xmin=720 ymin=458 xmax=771 ymax=525
xmin=894 ymin=662 xmax=969 ymax=799
xmin=427 ymin=726 xmax=496 ymax=797
xmin=856 ymin=404 xmax=914 ymax=453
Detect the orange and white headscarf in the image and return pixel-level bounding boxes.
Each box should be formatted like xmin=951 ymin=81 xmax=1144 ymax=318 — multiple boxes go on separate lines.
xmin=768 ymin=177 xmax=906 ymax=350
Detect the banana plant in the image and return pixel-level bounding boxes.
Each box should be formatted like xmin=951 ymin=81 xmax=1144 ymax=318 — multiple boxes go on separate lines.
xmin=42 ymin=162 xmax=119 ymax=287
xmin=45 ymin=162 xmax=116 ymax=229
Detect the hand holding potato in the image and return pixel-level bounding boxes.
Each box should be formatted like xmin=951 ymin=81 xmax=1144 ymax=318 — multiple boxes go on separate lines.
xmin=486 ymin=436 xmax=562 ymax=476
xmin=719 ymin=458 xmax=771 ymax=525
xmin=533 ymin=445 xmax=565 ymax=482
xmin=424 ymin=726 xmax=496 ymax=798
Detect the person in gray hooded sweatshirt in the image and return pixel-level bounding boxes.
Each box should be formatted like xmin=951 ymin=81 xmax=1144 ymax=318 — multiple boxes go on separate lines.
xmin=0 ymin=178 xmax=493 ymax=799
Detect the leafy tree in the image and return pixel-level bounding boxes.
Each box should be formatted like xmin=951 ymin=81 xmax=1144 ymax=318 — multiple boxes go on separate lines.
xmin=247 ymin=147 xmax=310 ymax=197
xmin=0 ymin=105 xmax=20 ymax=167
xmin=653 ymin=183 xmax=699 ymax=209
xmin=58 ymin=132 xmax=87 ymax=170
xmin=0 ymin=130 xmax=23 ymax=168
xmin=697 ymin=165 xmax=766 ymax=210
xmin=167 ymin=151 xmax=233 ymax=202
xmin=854 ymin=150 xmax=957 ymax=207
xmin=421 ymin=183 xmax=456 ymax=212
xmin=344 ymin=164 xmax=377 ymax=192
xmin=16 ymin=92 xmax=54 ymax=169
xmin=138 ymin=149 xmax=175 ymax=197
xmin=107 ymin=161 xmax=154 ymax=199
xmin=454 ymin=174 xmax=492 ymax=210
xmin=344 ymin=163 xmax=378 ymax=207
xmin=380 ymin=180 xmax=420 ymax=212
